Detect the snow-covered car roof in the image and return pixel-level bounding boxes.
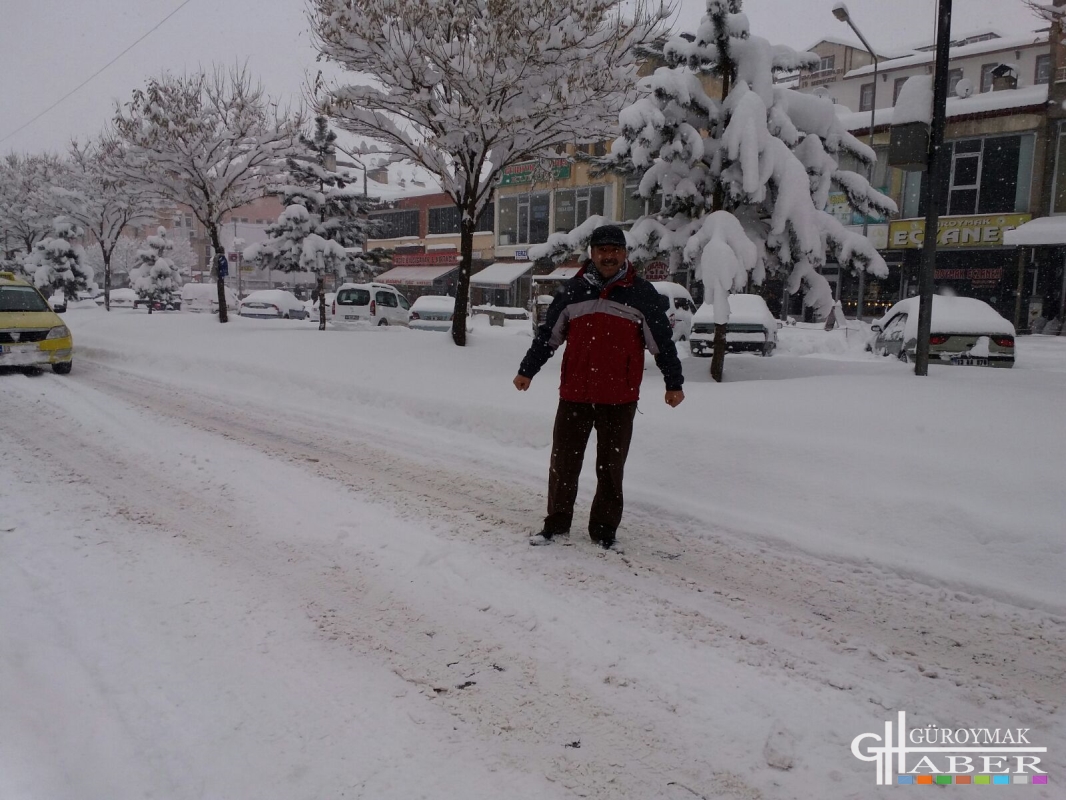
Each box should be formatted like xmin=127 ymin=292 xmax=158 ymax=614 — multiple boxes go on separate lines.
xmin=651 ymin=281 xmax=693 ymax=300
xmin=876 ymin=295 xmax=1015 ymax=337
xmin=242 ymin=289 xmax=299 ymax=304
xmin=692 ymin=294 xmax=775 ymax=326
xmin=410 ymin=295 xmax=456 ymax=312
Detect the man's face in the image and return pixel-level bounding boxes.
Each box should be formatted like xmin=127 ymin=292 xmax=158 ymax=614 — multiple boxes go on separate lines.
xmin=591 ymin=244 xmax=626 ymax=279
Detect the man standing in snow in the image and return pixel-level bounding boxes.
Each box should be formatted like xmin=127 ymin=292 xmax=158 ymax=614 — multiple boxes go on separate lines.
xmin=513 ymin=224 xmax=684 ymax=551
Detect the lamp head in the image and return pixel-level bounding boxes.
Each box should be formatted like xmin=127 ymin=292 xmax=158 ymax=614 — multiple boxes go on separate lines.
xmin=832 ymin=2 xmax=850 ymax=22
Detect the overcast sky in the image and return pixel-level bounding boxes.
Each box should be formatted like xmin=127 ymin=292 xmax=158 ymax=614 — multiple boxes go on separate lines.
xmin=0 ymin=0 xmax=1042 ymax=156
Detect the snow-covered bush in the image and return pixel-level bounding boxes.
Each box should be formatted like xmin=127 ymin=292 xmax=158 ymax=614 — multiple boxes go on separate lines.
xmin=23 ymin=217 xmax=93 ymax=300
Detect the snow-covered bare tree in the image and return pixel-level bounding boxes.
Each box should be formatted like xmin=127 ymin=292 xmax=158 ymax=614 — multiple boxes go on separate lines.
xmin=309 ymin=0 xmax=668 ymax=345
xmin=598 ymin=0 xmax=896 ymax=379
xmin=129 ymin=227 xmax=182 ymax=313
xmin=0 ymin=153 xmax=68 ymax=262
xmin=111 ymin=65 xmax=302 ymax=323
xmin=23 ymin=217 xmax=93 ymax=300
xmin=54 ymin=136 xmax=157 ymax=311
xmin=245 ymin=115 xmax=375 ymax=329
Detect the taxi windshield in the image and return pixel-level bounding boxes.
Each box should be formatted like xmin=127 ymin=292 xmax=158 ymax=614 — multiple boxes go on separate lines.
xmin=0 ymin=285 xmax=50 ymax=313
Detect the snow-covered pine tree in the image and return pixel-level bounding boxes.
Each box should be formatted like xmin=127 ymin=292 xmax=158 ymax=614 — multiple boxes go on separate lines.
xmin=309 ymin=0 xmax=668 ymax=345
xmin=0 ymin=153 xmax=67 ymax=264
xmin=24 ymin=217 xmax=93 ymax=302
xmin=601 ymin=0 xmax=897 ymax=378
xmin=129 ymin=227 xmax=182 ymax=313
xmin=245 ymin=115 xmax=374 ymax=330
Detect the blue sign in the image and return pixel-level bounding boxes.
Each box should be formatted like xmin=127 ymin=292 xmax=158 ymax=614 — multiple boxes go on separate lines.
xmin=217 ymin=253 xmax=229 ymax=278
xmin=515 ymin=250 xmax=528 ymax=260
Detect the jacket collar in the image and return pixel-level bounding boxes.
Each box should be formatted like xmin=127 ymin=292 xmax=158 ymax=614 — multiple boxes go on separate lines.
xmin=578 ymin=259 xmax=635 ymax=292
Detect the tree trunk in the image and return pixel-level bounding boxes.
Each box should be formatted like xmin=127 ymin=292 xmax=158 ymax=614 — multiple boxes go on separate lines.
xmin=318 ymin=273 xmax=327 ymax=331
xmin=103 ymin=250 xmax=112 ymax=312
xmin=209 ymin=224 xmax=229 ymax=323
xmin=451 ymin=209 xmax=475 ymax=346
xmin=710 ymin=323 xmax=727 ymax=383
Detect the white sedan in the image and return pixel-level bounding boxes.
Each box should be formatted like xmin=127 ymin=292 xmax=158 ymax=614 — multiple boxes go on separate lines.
xmin=238 ymin=289 xmax=309 ymax=320
xmin=409 ymin=295 xmax=455 ymax=331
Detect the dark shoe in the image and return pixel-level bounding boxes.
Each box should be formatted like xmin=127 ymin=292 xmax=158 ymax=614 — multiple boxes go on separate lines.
xmin=529 ymin=529 xmax=570 ymax=546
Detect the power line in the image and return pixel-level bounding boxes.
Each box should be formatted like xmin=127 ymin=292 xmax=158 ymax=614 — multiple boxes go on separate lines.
xmin=0 ymin=0 xmax=197 ymax=146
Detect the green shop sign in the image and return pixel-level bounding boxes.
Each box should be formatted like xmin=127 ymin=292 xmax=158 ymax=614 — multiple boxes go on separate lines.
xmin=498 ymin=158 xmax=571 ymax=186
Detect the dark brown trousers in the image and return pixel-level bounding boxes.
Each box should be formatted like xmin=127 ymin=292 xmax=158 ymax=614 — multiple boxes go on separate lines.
xmin=544 ymin=400 xmax=638 ymax=540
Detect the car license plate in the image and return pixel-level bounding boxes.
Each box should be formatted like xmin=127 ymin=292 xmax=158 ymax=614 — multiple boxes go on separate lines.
xmin=951 ymin=356 xmax=988 ymax=366
xmin=344 ymin=314 xmax=360 ymax=320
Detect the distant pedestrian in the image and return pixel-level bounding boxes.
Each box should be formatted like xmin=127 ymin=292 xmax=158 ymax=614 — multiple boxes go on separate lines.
xmin=513 ymin=224 xmax=684 ymax=551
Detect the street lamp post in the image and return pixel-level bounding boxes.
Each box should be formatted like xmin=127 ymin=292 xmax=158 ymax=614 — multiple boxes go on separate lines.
xmin=833 ymin=2 xmax=878 ymax=321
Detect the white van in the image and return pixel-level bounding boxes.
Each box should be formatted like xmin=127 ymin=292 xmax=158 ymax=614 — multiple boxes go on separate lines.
xmin=651 ymin=281 xmax=696 ymax=342
xmin=330 ymin=282 xmax=410 ymax=327
xmin=181 ymin=282 xmax=239 ymax=314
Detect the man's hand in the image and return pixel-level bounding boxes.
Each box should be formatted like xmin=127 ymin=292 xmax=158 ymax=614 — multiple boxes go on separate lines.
xmin=514 ymin=375 xmax=531 ymax=391
xmin=665 ymin=390 xmax=684 ymax=407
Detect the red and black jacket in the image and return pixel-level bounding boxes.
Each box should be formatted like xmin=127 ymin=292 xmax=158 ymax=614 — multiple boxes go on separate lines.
xmin=519 ymin=261 xmax=684 ymax=404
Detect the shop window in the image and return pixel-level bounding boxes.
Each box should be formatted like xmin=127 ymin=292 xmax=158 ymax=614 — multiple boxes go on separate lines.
xmin=553 ymin=186 xmax=605 ymax=232
xmin=475 ymin=202 xmax=494 ymax=232
xmin=622 ymin=179 xmax=664 ymax=222
xmin=1052 ymin=124 xmax=1066 ymax=214
xmin=497 ymin=193 xmax=550 ymax=245
xmin=911 ymin=135 xmax=1033 ymax=218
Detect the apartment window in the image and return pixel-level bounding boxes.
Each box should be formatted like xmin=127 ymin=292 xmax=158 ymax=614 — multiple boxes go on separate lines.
xmin=475 ymin=202 xmax=494 ymax=232
xmin=553 ymin=186 xmax=606 ymax=232
xmin=947 ymin=69 xmax=965 ymax=98
xmin=859 ymin=83 xmax=875 ymax=112
xmin=893 ymin=77 xmax=909 ymax=105
xmin=373 ymin=209 xmax=419 ymax=238
xmin=1036 ymin=54 xmax=1052 ymax=85
xmin=428 ymin=205 xmax=461 ymax=234
xmin=906 ymin=135 xmax=1035 ymax=218
xmin=497 ymin=193 xmax=550 ymax=245
xmin=818 ymin=54 xmax=836 ymax=73
xmin=980 ymin=63 xmax=997 ymax=93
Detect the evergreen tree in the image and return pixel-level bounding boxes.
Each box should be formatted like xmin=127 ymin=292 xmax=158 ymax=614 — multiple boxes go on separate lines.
xmin=129 ymin=227 xmax=182 ymax=313
xmin=246 ymin=115 xmax=375 ymax=330
xmin=586 ymin=0 xmax=897 ymax=379
xmin=24 ymin=217 xmax=93 ymax=301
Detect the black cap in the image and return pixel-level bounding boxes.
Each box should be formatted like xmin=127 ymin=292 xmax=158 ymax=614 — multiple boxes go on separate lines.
xmin=588 ymin=224 xmax=627 ymax=249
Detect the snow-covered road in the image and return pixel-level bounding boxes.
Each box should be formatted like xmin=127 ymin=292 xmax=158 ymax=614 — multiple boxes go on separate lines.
xmin=2 ymin=310 xmax=1063 ymax=799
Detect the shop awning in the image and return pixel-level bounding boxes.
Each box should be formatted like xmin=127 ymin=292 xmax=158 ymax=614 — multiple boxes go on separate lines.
xmin=535 ymin=266 xmax=581 ymax=281
xmin=375 ymin=265 xmax=458 ymax=286
xmin=470 ymin=261 xmax=533 ymax=288
xmin=1003 ymin=216 xmax=1066 ymax=247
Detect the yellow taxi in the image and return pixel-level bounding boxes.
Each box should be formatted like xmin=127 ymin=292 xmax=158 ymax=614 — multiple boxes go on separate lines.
xmin=0 ymin=271 xmax=74 ymax=374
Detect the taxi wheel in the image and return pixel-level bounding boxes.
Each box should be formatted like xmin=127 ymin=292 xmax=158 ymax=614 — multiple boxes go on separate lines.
xmin=52 ymin=361 xmax=73 ymax=375
xmin=378 ymin=319 xmax=389 ymax=326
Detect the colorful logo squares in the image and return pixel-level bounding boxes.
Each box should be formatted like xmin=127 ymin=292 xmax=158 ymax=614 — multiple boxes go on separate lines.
xmin=896 ymin=774 xmax=1049 ymax=785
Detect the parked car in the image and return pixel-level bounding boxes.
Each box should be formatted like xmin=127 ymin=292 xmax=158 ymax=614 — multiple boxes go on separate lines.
xmin=330 ymin=282 xmax=410 ymax=327
xmin=109 ymin=287 xmax=139 ymax=308
xmin=409 ymin=295 xmax=456 ymax=331
xmin=651 ymin=281 xmax=696 ymax=341
xmin=304 ymin=292 xmax=336 ymax=321
xmin=689 ymin=294 xmax=780 ymax=357
xmin=48 ymin=291 xmax=67 ymax=313
xmin=0 ymin=271 xmax=74 ymax=374
xmin=181 ymin=283 xmax=239 ymax=314
xmin=238 ymin=289 xmax=309 ymax=319
xmin=868 ymin=295 xmax=1015 ymax=367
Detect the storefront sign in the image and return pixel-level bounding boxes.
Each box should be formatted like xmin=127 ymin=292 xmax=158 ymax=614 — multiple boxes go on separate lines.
xmin=393 ymin=252 xmax=459 ymax=267
xmin=934 ymin=267 xmax=1003 ymax=287
xmin=497 ymin=158 xmax=572 ymax=186
xmin=845 ymin=223 xmax=889 ymax=250
xmin=643 ymin=261 xmax=670 ymax=281
xmin=888 ymin=214 xmax=1031 ymax=249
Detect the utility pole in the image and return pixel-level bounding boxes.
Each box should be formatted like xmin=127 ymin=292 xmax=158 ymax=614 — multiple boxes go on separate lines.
xmin=915 ymin=0 xmax=953 ymax=376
